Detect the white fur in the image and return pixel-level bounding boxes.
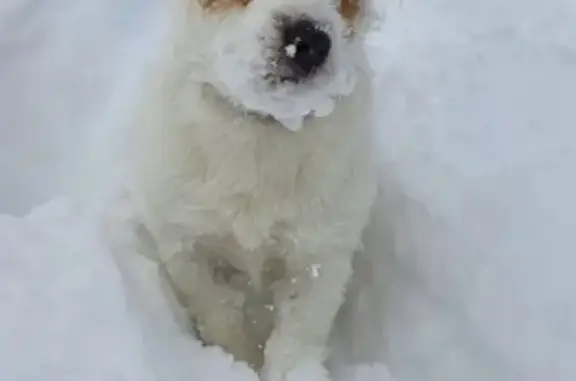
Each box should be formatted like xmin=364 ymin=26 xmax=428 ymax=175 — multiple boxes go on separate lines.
xmin=120 ymin=0 xmax=378 ymax=380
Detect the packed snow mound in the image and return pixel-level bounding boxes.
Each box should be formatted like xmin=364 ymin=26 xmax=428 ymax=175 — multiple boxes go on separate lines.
xmin=0 ymin=197 xmax=394 ymax=381
xmin=0 ymin=198 xmax=257 ymax=381
xmin=331 ymin=1 xmax=576 ymax=381
xmin=0 ymin=198 xmax=152 ymax=381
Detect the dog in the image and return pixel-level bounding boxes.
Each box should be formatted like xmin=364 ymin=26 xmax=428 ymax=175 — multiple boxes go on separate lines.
xmin=122 ymin=0 xmax=378 ymax=380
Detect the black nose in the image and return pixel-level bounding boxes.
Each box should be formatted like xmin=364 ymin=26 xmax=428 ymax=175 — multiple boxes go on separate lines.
xmin=281 ymin=19 xmax=331 ymax=79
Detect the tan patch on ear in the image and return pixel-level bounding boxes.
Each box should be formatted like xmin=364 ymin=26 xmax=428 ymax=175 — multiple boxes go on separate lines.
xmin=198 ymin=0 xmax=250 ymax=11
xmin=339 ymin=0 xmax=361 ymax=22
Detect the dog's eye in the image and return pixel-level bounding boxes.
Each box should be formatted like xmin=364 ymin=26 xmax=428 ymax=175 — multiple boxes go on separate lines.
xmin=339 ymin=0 xmax=360 ymax=22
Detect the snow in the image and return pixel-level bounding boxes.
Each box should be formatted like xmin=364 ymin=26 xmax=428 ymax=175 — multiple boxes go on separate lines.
xmin=0 ymin=198 xmax=152 ymax=381
xmin=359 ymin=2 xmax=576 ymax=380
xmin=285 ymin=44 xmax=297 ymax=59
xmin=0 ymin=0 xmax=164 ymax=215
xmin=0 ymin=197 xmax=260 ymax=381
xmin=1 ymin=0 xmax=576 ymax=380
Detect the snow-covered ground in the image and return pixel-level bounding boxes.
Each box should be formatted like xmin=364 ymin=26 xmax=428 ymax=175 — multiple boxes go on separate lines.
xmin=1 ymin=0 xmax=576 ymax=380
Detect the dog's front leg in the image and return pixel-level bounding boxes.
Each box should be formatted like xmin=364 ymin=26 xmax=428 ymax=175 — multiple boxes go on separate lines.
xmin=262 ymin=246 xmax=353 ymax=381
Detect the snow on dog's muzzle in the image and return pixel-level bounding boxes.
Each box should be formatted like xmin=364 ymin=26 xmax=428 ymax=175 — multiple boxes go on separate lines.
xmin=208 ymin=3 xmax=359 ymax=131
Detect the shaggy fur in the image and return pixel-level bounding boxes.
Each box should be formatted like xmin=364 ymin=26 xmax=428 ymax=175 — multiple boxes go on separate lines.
xmin=121 ymin=0 xmax=378 ymax=380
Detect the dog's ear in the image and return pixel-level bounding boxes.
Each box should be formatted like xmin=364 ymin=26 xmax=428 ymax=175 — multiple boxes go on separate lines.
xmin=341 ymin=0 xmax=384 ymax=36
xmin=339 ymin=0 xmax=361 ymax=22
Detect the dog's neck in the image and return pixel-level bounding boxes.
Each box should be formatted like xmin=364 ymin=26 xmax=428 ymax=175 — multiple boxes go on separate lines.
xmin=199 ymin=83 xmax=316 ymax=132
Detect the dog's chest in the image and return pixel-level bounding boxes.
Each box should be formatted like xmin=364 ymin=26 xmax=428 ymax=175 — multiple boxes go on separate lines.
xmin=178 ymin=142 xmax=325 ymax=283
xmin=183 ymin=131 xmax=328 ymax=250
xmin=147 ymin=115 xmax=352 ymax=283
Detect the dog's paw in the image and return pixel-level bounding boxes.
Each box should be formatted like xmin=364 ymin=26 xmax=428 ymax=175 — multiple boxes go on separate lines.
xmin=261 ymin=359 xmax=330 ymax=381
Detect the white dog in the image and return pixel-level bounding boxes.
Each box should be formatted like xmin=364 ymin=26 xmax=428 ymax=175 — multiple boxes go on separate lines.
xmin=121 ymin=0 xmax=378 ymax=380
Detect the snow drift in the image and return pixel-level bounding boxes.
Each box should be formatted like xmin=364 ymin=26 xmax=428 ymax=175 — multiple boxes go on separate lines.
xmin=0 ymin=196 xmax=393 ymax=381
xmin=333 ymin=2 xmax=576 ymax=381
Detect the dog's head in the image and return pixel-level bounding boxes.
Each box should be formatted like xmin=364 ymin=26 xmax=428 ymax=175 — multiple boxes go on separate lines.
xmin=178 ymin=0 xmax=377 ymax=130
